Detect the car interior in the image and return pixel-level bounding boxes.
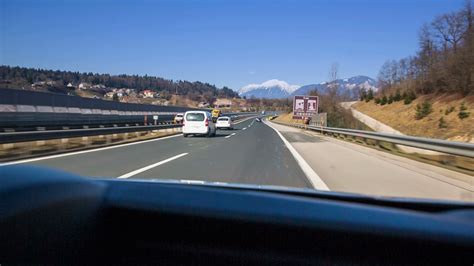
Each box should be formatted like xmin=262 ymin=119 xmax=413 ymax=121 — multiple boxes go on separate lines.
xmin=1 ymin=165 xmax=473 ymax=265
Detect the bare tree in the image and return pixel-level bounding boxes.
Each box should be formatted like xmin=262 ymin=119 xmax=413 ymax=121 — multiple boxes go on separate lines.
xmin=327 ymin=63 xmax=340 ymax=99
xmin=390 ymin=59 xmax=400 ymax=84
xmin=398 ymin=58 xmax=409 ymax=81
xmin=432 ymin=11 xmax=467 ymax=53
xmin=328 ymin=63 xmax=339 ymax=83
xmin=465 ymin=0 xmax=473 ymax=29
xmin=377 ymin=60 xmax=392 ymax=92
xmin=416 ymin=23 xmax=437 ymax=93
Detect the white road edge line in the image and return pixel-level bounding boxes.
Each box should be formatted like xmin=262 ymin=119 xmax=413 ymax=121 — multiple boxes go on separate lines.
xmin=118 ymin=153 xmax=188 ymax=179
xmin=264 ymin=120 xmax=330 ymax=191
xmin=234 ymin=116 xmax=256 ymax=125
xmin=225 ymin=133 xmax=236 ymax=139
xmin=0 ymin=134 xmax=182 ymax=167
xmin=243 ymin=127 xmax=247 ymax=130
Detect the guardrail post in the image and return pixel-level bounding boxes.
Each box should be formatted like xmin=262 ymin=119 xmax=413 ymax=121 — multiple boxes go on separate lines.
xmin=59 ymin=138 xmax=68 ymax=150
xmin=82 ymin=136 xmax=90 ymax=146
xmin=105 ymin=134 xmax=112 ymax=144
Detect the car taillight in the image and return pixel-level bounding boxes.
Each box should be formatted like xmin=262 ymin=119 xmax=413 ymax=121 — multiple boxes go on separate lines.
xmin=205 ymin=118 xmax=209 ymax=126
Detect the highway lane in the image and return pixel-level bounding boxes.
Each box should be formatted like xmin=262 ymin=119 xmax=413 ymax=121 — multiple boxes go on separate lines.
xmin=3 ymin=115 xmax=473 ymax=201
xmin=17 ymin=117 xmax=312 ymax=188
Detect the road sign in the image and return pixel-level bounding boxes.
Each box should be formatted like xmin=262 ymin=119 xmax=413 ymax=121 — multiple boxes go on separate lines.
xmin=293 ymin=95 xmax=318 ymax=119
xmin=311 ymin=112 xmax=327 ymax=127
xmin=153 ymin=115 xmax=159 ymax=120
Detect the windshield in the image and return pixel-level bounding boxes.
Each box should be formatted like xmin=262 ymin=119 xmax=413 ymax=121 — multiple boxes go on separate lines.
xmin=186 ymin=113 xmax=205 ymax=121
xmin=0 ymin=0 xmax=473 ymax=203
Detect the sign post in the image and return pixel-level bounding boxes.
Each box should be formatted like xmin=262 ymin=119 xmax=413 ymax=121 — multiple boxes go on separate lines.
xmin=292 ymin=95 xmax=319 ymax=120
xmin=153 ymin=115 xmax=159 ymax=125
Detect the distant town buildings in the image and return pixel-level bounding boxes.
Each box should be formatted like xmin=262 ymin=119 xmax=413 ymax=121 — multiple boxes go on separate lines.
xmin=198 ymin=102 xmax=210 ymax=108
xmin=140 ymin=89 xmax=159 ymax=98
xmin=78 ymin=83 xmax=91 ymax=90
xmin=214 ymin=98 xmax=232 ymax=108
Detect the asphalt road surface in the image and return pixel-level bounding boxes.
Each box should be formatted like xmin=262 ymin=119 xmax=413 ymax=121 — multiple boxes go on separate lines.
xmin=11 ymin=117 xmax=312 ymax=188
xmin=2 ymin=116 xmax=472 ymax=201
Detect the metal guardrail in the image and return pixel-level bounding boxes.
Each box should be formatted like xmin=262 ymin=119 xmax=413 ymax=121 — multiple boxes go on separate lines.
xmin=0 ymin=124 xmax=181 ymax=144
xmin=275 ymin=122 xmax=474 ymax=158
xmin=0 ymin=113 xmax=256 ymax=144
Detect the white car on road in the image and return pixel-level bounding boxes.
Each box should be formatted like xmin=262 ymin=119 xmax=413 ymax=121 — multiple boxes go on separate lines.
xmin=182 ymin=111 xmax=216 ymax=137
xmin=216 ymin=116 xmax=234 ymax=130
xmin=174 ymin=113 xmax=184 ymax=124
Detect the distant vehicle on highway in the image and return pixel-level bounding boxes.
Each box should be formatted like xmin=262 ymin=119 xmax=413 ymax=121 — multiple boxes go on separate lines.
xmin=261 ymin=110 xmax=265 ymax=115
xmin=183 ymin=111 xmax=216 ymax=137
xmin=174 ymin=113 xmax=184 ymax=124
xmin=216 ymin=116 xmax=233 ymax=130
xmin=255 ymin=117 xmax=262 ymax=122
xmin=211 ymin=108 xmax=221 ymax=122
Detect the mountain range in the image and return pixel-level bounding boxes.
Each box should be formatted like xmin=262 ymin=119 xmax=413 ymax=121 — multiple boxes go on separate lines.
xmin=239 ymin=79 xmax=299 ymax=99
xmin=238 ymin=76 xmax=378 ymax=99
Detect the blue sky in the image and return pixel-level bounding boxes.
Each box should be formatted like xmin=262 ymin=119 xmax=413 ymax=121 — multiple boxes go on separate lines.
xmin=0 ymin=0 xmax=466 ymax=90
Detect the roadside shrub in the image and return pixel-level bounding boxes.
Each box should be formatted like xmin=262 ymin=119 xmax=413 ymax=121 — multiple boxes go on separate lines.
xmin=374 ymin=98 xmax=381 ymax=104
xmin=359 ymin=89 xmax=367 ymax=101
xmin=403 ymin=90 xmax=416 ymax=105
xmin=394 ymin=89 xmax=402 ymax=102
xmin=415 ymin=100 xmax=433 ymax=119
xmin=380 ymin=95 xmax=388 ymax=105
xmin=366 ymin=89 xmax=374 ymax=102
xmin=458 ymin=102 xmax=470 ymax=119
xmin=388 ymin=94 xmax=394 ymax=104
xmin=445 ymin=106 xmax=455 ymax=115
xmin=438 ymin=117 xmax=447 ymax=128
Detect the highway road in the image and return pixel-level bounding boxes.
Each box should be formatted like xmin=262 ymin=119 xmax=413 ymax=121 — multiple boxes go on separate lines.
xmin=7 ymin=117 xmax=312 ymax=188
xmin=2 ymin=116 xmax=472 ymax=202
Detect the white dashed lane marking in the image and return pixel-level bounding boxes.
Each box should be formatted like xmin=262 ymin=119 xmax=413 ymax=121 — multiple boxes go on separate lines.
xmin=118 ymin=153 xmax=189 ymax=179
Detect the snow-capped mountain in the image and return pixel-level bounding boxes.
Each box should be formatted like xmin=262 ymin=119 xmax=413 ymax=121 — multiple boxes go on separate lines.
xmin=239 ymin=76 xmax=377 ymax=99
xmin=239 ymin=79 xmax=300 ymax=99
xmin=291 ymin=76 xmax=378 ymax=100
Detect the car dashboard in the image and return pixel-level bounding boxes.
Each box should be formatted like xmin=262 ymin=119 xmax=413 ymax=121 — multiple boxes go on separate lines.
xmin=1 ymin=166 xmax=473 ymax=265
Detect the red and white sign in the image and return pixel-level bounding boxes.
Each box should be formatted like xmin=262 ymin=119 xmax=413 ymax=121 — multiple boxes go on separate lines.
xmin=293 ymin=95 xmax=318 ymax=119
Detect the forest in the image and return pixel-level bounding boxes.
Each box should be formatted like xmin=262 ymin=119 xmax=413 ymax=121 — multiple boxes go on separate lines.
xmin=0 ymin=65 xmax=239 ymax=99
xmin=374 ymin=1 xmax=473 ymax=97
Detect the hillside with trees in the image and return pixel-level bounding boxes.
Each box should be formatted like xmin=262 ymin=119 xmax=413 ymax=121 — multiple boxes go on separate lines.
xmin=354 ymin=1 xmax=474 ymax=142
xmin=0 ymin=65 xmax=239 ymax=102
xmin=372 ymin=1 xmax=473 ymax=97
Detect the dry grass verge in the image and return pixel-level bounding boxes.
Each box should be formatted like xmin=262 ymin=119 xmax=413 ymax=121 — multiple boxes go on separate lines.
xmin=353 ymin=94 xmax=474 ymax=142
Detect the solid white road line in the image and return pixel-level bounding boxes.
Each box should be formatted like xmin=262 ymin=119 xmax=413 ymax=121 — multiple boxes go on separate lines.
xmin=225 ymin=133 xmax=236 ymax=139
xmin=0 ymin=134 xmax=182 ymax=167
xmin=264 ymin=121 xmax=330 ymax=191
xmin=118 ymin=153 xmax=188 ymax=179
xmin=234 ymin=116 xmax=256 ymax=125
xmin=243 ymin=127 xmax=247 ymax=130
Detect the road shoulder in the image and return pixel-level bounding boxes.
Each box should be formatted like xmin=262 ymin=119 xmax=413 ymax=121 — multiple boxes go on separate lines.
xmin=268 ymin=121 xmax=473 ymax=202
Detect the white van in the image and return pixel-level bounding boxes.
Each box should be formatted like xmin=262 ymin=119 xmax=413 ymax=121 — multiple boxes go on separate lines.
xmin=182 ymin=111 xmax=216 ymax=137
